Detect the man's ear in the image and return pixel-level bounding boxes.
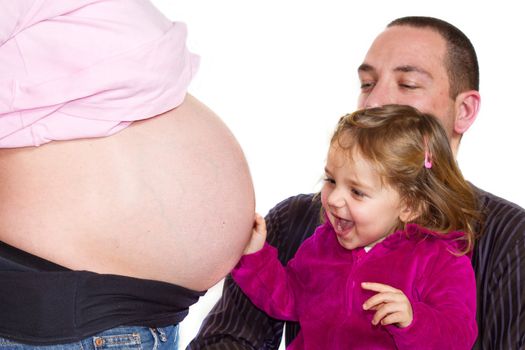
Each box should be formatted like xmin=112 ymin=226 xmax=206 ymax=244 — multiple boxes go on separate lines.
xmin=454 ymin=90 xmax=481 ymax=134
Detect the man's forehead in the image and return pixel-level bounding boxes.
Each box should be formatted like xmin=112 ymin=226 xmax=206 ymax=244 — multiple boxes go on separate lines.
xmin=379 ymin=25 xmax=446 ymax=48
xmin=359 ymin=26 xmax=446 ymax=75
xmin=358 ymin=62 xmax=433 ymax=79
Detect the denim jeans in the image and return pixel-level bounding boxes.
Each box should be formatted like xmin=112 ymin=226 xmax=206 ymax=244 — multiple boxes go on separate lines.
xmin=0 ymin=325 xmax=179 ymax=349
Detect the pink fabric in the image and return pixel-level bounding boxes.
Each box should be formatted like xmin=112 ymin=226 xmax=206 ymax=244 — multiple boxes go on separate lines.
xmin=0 ymin=0 xmax=199 ymax=147
xmin=232 ymin=222 xmax=478 ymax=349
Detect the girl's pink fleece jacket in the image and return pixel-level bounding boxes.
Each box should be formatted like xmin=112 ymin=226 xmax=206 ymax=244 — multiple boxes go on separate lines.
xmin=232 ymin=222 xmax=477 ymax=349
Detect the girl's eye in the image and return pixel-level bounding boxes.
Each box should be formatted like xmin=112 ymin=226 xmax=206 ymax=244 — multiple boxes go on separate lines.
xmin=323 ymin=177 xmax=335 ymax=185
xmin=351 ymin=188 xmax=365 ymax=197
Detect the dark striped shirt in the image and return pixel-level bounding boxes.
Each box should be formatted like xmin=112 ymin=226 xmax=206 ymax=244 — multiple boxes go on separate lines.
xmin=188 ymin=188 xmax=525 ymax=350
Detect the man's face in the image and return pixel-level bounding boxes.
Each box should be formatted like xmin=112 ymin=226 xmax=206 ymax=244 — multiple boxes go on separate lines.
xmin=357 ymin=25 xmax=456 ymax=141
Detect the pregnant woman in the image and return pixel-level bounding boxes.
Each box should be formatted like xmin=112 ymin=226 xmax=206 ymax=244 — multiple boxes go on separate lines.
xmin=0 ymin=1 xmax=254 ymax=348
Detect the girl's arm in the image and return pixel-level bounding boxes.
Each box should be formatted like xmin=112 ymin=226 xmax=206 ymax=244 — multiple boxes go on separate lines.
xmin=231 ymin=214 xmax=299 ymax=321
xmin=188 ymin=194 xmax=320 ymax=350
xmin=243 ymin=214 xmax=267 ymax=254
xmin=361 ymin=282 xmax=413 ymax=328
xmin=383 ymin=252 xmax=477 ymax=349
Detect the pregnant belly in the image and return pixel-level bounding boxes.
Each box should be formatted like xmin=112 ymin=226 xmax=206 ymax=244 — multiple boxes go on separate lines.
xmin=0 ymin=95 xmax=255 ymax=291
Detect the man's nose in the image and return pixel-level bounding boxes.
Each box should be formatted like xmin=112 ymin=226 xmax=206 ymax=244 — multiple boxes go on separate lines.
xmin=361 ymin=82 xmax=394 ymax=109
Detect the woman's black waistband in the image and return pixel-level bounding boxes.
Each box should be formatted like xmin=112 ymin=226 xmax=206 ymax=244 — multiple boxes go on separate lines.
xmin=0 ymin=241 xmax=205 ymax=345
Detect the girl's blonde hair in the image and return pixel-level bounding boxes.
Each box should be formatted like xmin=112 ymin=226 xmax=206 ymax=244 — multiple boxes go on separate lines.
xmin=331 ymin=105 xmax=479 ymax=254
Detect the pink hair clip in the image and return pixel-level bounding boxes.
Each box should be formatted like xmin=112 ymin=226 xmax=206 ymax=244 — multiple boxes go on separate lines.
xmin=424 ymin=136 xmax=432 ymax=169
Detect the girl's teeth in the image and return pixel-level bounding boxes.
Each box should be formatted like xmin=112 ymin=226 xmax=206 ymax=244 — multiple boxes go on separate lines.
xmin=337 ymin=217 xmax=353 ymax=231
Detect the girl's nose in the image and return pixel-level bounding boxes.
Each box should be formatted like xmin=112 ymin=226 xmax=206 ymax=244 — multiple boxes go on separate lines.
xmin=327 ymin=188 xmax=346 ymax=208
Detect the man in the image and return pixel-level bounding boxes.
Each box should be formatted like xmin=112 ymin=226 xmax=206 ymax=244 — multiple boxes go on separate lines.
xmin=189 ymin=16 xmax=525 ymax=350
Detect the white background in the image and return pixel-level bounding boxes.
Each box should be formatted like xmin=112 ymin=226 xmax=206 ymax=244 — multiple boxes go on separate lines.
xmin=151 ymin=1 xmax=525 ymax=348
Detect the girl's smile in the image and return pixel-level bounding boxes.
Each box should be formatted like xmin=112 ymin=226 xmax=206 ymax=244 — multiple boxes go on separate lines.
xmin=331 ymin=214 xmax=355 ymax=237
xmin=321 ymin=145 xmax=413 ymax=250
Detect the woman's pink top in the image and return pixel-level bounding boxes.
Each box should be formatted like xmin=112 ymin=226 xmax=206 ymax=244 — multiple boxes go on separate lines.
xmin=232 ymin=222 xmax=478 ymax=349
xmin=0 ymin=0 xmax=198 ymax=148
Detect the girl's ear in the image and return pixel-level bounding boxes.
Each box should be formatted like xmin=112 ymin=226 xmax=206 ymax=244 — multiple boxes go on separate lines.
xmin=399 ymin=199 xmax=423 ymax=223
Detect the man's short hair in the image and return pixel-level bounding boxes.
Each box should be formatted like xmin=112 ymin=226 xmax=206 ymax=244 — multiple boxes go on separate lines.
xmin=388 ymin=16 xmax=479 ymax=99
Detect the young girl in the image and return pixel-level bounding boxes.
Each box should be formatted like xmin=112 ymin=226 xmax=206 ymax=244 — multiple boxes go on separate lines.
xmin=232 ymin=105 xmax=479 ymax=349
